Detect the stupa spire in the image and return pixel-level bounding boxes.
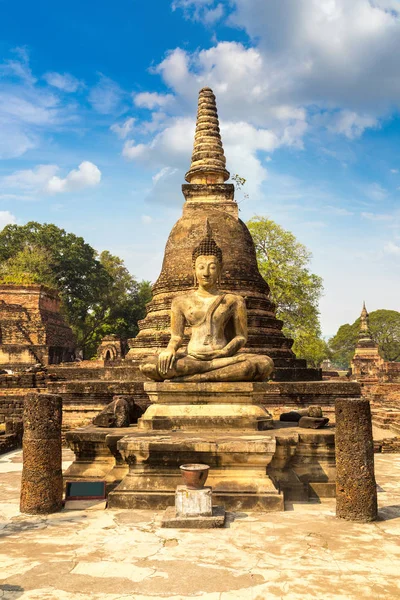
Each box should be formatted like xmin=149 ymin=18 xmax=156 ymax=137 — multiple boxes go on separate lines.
xmin=185 ymin=87 xmax=230 ymax=184
xmin=359 ymin=301 xmax=372 ymax=340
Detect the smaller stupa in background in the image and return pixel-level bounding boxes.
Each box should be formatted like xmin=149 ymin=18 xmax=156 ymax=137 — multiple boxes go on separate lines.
xmin=350 ymin=302 xmax=384 ymax=381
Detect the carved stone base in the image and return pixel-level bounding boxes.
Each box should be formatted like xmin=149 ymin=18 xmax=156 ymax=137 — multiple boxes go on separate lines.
xmin=139 ymin=382 xmax=273 ymax=431
xmin=64 ymin=424 xmax=336 ymax=508
xmin=64 ymin=426 xmax=132 ymax=492
xmin=107 ymin=431 xmax=283 ymax=512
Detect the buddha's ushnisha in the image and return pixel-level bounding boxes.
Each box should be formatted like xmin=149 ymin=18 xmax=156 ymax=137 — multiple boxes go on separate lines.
xmin=140 ymin=222 xmax=274 ymax=382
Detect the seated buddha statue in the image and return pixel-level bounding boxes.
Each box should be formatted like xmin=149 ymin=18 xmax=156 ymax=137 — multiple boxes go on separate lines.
xmin=140 ymin=223 xmax=274 ymax=382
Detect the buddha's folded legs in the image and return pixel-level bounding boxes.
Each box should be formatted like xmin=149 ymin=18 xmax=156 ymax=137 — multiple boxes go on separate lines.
xmin=140 ymin=353 xmax=227 ymax=381
xmin=175 ymin=354 xmax=273 ymax=382
xmin=140 ymin=353 xmax=274 ymax=382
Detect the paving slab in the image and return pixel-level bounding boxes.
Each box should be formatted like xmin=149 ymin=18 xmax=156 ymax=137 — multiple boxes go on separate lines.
xmin=0 ymin=449 xmax=399 ymax=599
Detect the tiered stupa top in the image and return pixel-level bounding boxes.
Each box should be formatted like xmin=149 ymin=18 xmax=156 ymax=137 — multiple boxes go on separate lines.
xmin=185 ymin=87 xmax=230 ymax=184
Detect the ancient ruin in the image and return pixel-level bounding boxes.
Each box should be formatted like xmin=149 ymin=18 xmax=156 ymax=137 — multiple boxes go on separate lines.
xmin=348 ymin=303 xmax=400 ymax=444
xmin=63 ymin=88 xmax=365 ymax=511
xmin=0 ymin=284 xmax=75 ymax=368
xmin=350 ymin=302 xmax=385 ymax=382
xmin=97 ymin=335 xmax=124 ymax=361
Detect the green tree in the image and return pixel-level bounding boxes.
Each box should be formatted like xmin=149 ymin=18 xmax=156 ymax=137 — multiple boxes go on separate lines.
xmin=0 ymin=222 xmax=151 ymax=358
xmin=0 ymin=244 xmax=57 ymax=287
xmin=329 ymin=309 xmax=400 ymax=369
xmin=246 ymin=216 xmax=327 ymax=367
xmin=77 ymin=251 xmax=152 ymax=358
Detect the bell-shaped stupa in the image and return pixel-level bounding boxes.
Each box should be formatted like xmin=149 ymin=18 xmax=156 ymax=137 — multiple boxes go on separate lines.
xmin=127 ymin=87 xmax=320 ymax=380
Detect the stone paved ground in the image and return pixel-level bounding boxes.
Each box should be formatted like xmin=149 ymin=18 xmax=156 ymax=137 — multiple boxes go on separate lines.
xmin=0 ymin=449 xmax=400 ymax=600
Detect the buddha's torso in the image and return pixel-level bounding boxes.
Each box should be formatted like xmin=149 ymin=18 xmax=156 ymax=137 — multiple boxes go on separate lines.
xmin=176 ymin=291 xmax=238 ymax=355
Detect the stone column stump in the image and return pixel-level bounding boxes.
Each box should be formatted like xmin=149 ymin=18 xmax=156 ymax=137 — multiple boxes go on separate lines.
xmin=20 ymin=393 xmax=63 ymax=514
xmin=335 ymin=397 xmax=377 ymax=522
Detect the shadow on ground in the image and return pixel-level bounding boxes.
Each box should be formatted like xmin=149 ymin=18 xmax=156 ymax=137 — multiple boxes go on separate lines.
xmin=377 ymin=504 xmax=400 ymax=521
xmin=0 ymin=584 xmax=24 ymax=598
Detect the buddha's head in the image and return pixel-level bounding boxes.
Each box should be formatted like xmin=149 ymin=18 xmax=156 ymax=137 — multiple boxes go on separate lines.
xmin=192 ymin=220 xmax=222 ymax=288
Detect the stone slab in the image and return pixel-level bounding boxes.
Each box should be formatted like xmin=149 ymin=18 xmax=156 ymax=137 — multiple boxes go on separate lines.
xmin=63 ymin=425 xmax=132 ymax=481
xmin=64 ymin=499 xmax=107 ymax=511
xmin=161 ymin=505 xmax=226 ymax=528
xmin=144 ymin=381 xmax=270 ymax=404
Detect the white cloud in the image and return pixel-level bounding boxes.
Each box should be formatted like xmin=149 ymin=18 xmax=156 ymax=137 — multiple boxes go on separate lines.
xmin=0 ymin=47 xmax=36 ymax=85
xmin=89 ymin=75 xmax=125 ymax=114
xmin=123 ymin=117 xmax=195 ymax=168
xmin=0 ymin=211 xmax=17 ymax=229
xmin=46 ymin=161 xmax=101 ymax=194
xmin=0 ymin=193 xmax=34 ymax=201
xmin=384 ymin=241 xmax=400 ymax=255
xmin=2 ymin=161 xmax=101 ymax=195
xmin=134 ymin=92 xmax=174 ymax=109
xmin=0 ymin=49 xmax=78 ymax=158
xmin=141 ymin=214 xmax=153 ymax=224
xmin=361 ymin=211 xmax=391 ymax=220
xmin=172 ymin=0 xmax=224 ymax=23
xmin=43 ymin=72 xmax=82 ymax=92
xmin=152 ymin=167 xmax=179 ymax=184
xmin=110 ymin=117 xmax=135 ymax=139
xmin=0 ymin=126 xmax=36 ymax=159
xmin=3 ymin=164 xmax=59 ymax=191
xmin=363 ymin=182 xmax=388 ymax=201
xmin=327 ymin=111 xmax=378 ymax=139
xmin=169 ymin=1 xmax=400 ymax=122
xmin=391 ymin=168 xmax=399 ymax=174
xmin=326 ymin=206 xmax=354 ymax=216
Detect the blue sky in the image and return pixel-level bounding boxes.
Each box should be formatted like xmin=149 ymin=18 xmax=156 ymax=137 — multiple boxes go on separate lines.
xmin=1 ymin=0 xmax=400 ymax=336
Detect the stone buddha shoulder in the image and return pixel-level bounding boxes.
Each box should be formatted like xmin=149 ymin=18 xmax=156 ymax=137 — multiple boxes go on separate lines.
xmin=140 ymin=225 xmax=274 ymax=382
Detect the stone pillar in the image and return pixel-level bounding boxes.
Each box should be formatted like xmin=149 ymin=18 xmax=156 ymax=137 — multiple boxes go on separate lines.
xmin=20 ymin=393 xmax=63 ymax=514
xmin=335 ymin=397 xmax=377 ymax=522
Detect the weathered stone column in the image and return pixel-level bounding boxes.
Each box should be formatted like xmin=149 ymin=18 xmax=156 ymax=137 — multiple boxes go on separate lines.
xmin=335 ymin=397 xmax=377 ymax=522
xmin=20 ymin=393 xmax=63 ymax=514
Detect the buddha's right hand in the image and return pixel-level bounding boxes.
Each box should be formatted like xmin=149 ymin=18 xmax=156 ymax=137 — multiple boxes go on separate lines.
xmin=158 ymin=350 xmax=176 ymax=375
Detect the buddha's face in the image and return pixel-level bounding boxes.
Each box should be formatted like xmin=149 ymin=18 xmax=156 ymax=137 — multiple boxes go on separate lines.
xmin=194 ymin=255 xmax=220 ymax=289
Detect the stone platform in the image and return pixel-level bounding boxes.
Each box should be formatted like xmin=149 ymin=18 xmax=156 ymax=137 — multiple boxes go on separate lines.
xmin=64 ymin=422 xmax=336 ymax=511
xmin=63 ymin=381 xmax=350 ymax=512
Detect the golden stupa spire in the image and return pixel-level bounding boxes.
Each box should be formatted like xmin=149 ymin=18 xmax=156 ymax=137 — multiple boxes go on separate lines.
xmin=185 ymin=87 xmax=230 ymax=184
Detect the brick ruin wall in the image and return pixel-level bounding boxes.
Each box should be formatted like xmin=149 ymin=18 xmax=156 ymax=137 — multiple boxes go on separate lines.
xmin=0 ymin=285 xmax=75 ymax=368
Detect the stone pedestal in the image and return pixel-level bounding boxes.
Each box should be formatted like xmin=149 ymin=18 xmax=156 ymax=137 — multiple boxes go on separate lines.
xmin=20 ymin=393 xmax=63 ymax=514
xmin=162 ymin=486 xmax=225 ymax=528
xmin=176 ymin=485 xmax=212 ymax=517
xmin=139 ymin=382 xmax=273 ymax=431
xmin=106 ymin=382 xmax=279 ymax=511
